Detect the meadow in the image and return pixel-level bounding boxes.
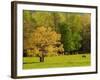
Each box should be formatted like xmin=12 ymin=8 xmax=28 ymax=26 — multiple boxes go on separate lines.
xmin=23 ymin=54 xmax=90 ymax=69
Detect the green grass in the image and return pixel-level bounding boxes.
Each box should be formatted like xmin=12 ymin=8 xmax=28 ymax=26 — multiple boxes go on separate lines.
xmin=23 ymin=54 xmax=90 ymax=69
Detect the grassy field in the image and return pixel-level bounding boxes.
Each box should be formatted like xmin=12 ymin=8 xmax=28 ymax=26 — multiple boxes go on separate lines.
xmin=23 ymin=54 xmax=90 ymax=69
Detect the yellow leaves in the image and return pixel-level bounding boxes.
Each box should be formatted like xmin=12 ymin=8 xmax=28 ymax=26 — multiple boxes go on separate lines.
xmin=45 ymin=45 xmax=58 ymax=56
xmin=25 ymin=26 xmax=64 ymax=57
xmin=34 ymin=47 xmax=40 ymax=55
xmin=27 ymin=49 xmax=33 ymax=56
xmin=27 ymin=47 xmax=41 ymax=57
xmin=32 ymin=26 xmax=61 ymax=45
xmin=47 ymin=27 xmax=52 ymax=31
xmin=36 ymin=26 xmax=47 ymax=32
xmin=50 ymin=31 xmax=61 ymax=43
xmin=45 ymin=45 xmax=54 ymax=53
xmin=58 ymin=44 xmax=64 ymax=52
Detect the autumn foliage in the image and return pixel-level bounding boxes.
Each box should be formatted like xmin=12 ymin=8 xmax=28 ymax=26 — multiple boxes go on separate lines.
xmin=23 ymin=11 xmax=91 ymax=62
xmin=24 ymin=26 xmax=64 ymax=58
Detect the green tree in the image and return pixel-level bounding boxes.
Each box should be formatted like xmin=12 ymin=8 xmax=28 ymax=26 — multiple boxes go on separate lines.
xmin=59 ymin=23 xmax=72 ymax=52
xmin=58 ymin=13 xmax=82 ymax=54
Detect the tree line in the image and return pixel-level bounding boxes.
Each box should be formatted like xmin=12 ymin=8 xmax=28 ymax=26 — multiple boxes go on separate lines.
xmin=23 ymin=10 xmax=91 ymax=58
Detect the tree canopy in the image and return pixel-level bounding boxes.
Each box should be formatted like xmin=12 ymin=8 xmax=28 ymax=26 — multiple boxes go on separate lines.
xmin=23 ymin=10 xmax=91 ymax=58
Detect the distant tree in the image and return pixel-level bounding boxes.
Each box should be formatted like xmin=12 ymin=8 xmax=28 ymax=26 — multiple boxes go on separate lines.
xmin=23 ymin=10 xmax=37 ymax=50
xmin=81 ymin=14 xmax=91 ymax=52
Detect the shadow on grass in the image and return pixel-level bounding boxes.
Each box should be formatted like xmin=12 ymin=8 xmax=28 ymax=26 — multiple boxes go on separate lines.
xmin=23 ymin=62 xmax=40 ymax=64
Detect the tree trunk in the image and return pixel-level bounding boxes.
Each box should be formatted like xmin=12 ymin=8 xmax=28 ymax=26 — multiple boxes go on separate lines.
xmin=40 ymin=56 xmax=44 ymax=62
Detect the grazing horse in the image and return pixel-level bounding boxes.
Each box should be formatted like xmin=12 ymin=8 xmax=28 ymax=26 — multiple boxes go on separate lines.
xmin=82 ymin=55 xmax=86 ymax=58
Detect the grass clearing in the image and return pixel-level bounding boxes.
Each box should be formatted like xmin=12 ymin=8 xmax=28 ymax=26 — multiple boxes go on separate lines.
xmin=23 ymin=54 xmax=90 ymax=69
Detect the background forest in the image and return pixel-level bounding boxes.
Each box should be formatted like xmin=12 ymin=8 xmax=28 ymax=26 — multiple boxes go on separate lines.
xmin=23 ymin=10 xmax=91 ymax=68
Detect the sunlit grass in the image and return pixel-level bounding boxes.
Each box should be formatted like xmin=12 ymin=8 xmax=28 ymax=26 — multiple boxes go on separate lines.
xmin=23 ymin=54 xmax=90 ymax=69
